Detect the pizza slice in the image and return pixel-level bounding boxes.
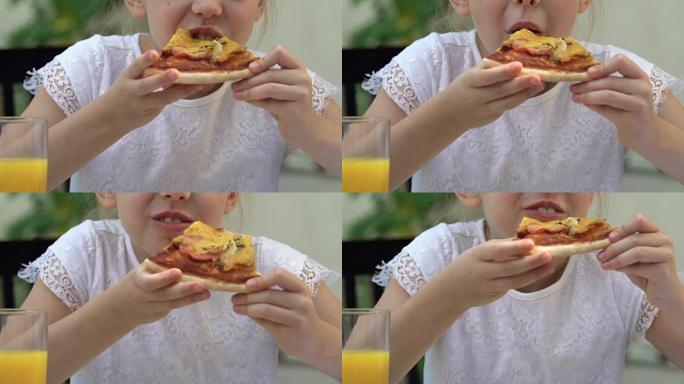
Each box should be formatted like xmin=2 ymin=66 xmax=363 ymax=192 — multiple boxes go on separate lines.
xmin=516 ymin=216 xmax=614 ymax=258
xmin=142 ymin=221 xmax=261 ymax=292
xmin=482 ymin=29 xmax=600 ymax=82
xmin=143 ymin=27 xmax=260 ymax=84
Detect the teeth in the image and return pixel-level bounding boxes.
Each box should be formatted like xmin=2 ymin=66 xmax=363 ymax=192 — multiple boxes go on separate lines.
xmin=536 ymin=207 xmax=557 ymax=214
xmin=161 ymin=217 xmax=183 ymax=224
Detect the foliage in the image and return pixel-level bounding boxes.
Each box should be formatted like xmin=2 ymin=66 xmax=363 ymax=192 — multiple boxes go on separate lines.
xmin=7 ymin=0 xmax=131 ymax=47
xmin=345 ymin=193 xmax=480 ymax=240
xmin=347 ymin=0 xmax=473 ymax=47
xmin=4 ymin=193 xmax=98 ymax=240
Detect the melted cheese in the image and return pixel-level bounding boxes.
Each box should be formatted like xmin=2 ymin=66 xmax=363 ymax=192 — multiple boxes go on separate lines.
xmin=176 ymin=221 xmax=253 ymax=271
xmin=502 ymin=29 xmax=592 ymax=62
xmin=162 ymin=28 xmax=246 ymax=63
xmin=517 ymin=216 xmax=597 ymax=236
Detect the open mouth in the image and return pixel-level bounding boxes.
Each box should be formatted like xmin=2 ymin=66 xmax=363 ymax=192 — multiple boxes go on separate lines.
xmin=522 ymin=201 xmax=566 ymax=221
xmin=151 ymin=211 xmax=194 ymax=229
xmin=189 ymin=27 xmax=224 ymax=40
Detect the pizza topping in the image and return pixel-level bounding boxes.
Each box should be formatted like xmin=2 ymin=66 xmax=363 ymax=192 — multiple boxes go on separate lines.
xmin=161 ymin=28 xmax=253 ymax=63
xmin=501 ymin=29 xmax=594 ymax=63
xmin=516 ymin=216 xmax=613 ymax=245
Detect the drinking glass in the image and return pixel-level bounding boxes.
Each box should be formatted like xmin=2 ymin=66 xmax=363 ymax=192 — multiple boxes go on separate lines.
xmin=0 ymin=117 xmax=48 ymax=192
xmin=0 ymin=309 xmax=48 ymax=384
xmin=342 ymin=308 xmax=390 ymax=384
xmin=342 ymin=117 xmax=390 ymax=192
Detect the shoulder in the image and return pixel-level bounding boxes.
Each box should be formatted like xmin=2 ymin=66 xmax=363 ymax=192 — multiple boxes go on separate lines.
xmin=253 ymin=236 xmax=307 ymax=271
xmin=57 ymin=34 xmax=138 ymax=63
xmin=49 ymin=219 xmax=126 ymax=260
xmin=584 ymin=42 xmax=655 ymax=74
xmin=404 ymin=219 xmax=484 ymax=266
xmin=396 ymin=30 xmax=475 ymax=64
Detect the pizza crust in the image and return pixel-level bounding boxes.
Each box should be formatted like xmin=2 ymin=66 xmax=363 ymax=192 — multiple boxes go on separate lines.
xmin=531 ymin=238 xmax=611 ymax=259
xmin=144 ymin=67 xmax=254 ymax=84
xmin=142 ymin=259 xmax=255 ymax=293
xmin=482 ymin=58 xmax=591 ymax=83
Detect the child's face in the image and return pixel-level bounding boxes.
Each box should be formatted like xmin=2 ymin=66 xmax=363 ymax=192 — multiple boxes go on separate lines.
xmin=453 ymin=0 xmax=592 ymax=56
xmin=460 ymin=193 xmax=594 ymax=239
xmin=126 ymin=0 xmax=265 ymax=48
xmin=99 ymin=192 xmax=238 ymax=259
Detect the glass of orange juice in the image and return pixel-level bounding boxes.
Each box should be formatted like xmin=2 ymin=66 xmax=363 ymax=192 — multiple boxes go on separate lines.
xmin=0 ymin=309 xmax=47 ymax=384
xmin=342 ymin=308 xmax=390 ymax=384
xmin=0 ymin=117 xmax=48 ymax=192
xmin=342 ymin=117 xmax=390 ymax=192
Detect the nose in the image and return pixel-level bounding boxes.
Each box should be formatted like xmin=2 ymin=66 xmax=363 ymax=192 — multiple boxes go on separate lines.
xmin=192 ymin=0 xmax=223 ymax=18
xmin=514 ymin=0 xmax=540 ymax=5
xmin=160 ymin=192 xmax=191 ymax=201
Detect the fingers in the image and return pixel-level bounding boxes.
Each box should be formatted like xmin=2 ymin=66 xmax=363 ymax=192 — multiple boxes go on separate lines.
xmin=609 ymin=214 xmax=661 ymax=242
xmin=232 ymin=290 xmax=308 ymax=310
xmin=601 ymin=246 xmax=673 ymax=271
xmin=249 ymin=45 xmax=303 ymax=73
xmin=246 ymin=268 xmax=308 ymax=293
xmin=136 ymin=267 xmax=182 ymax=291
xmin=145 ymin=84 xmax=206 ymax=106
xmin=135 ymin=69 xmax=180 ymax=95
xmin=165 ymin=290 xmax=211 ymax=309
xmin=151 ymin=281 xmax=208 ymax=301
xmin=477 ymin=239 xmax=536 ymax=262
xmin=233 ymin=302 xmax=302 ymax=327
xmin=485 ymin=252 xmax=553 ymax=278
xmin=491 ymin=262 xmax=556 ymax=291
xmin=232 ymin=69 xmax=305 ymax=91
xmin=124 ymin=50 xmax=160 ymax=80
xmin=598 ymin=232 xmax=671 ymax=262
xmin=571 ymin=76 xmax=645 ymax=97
xmin=486 ymin=82 xmax=544 ymax=111
xmin=234 ymin=83 xmax=308 ymax=102
xmin=587 ymin=54 xmax=647 ymax=80
xmin=570 ymin=89 xmax=646 ymax=112
xmin=468 ymin=62 xmax=524 ymax=87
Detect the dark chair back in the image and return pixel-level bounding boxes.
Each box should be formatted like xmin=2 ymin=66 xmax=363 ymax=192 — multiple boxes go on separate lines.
xmin=343 ymin=238 xmax=421 ymax=384
xmin=0 ymin=239 xmax=55 ymax=308
xmin=0 ymin=47 xmax=66 ymax=116
xmin=342 ymin=47 xmax=403 ymax=116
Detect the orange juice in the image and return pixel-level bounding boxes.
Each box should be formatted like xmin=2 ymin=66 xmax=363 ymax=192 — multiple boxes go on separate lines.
xmin=0 ymin=350 xmax=47 ymax=384
xmin=342 ymin=349 xmax=389 ymax=384
xmin=0 ymin=158 xmax=47 ymax=192
xmin=342 ymin=158 xmax=389 ymax=192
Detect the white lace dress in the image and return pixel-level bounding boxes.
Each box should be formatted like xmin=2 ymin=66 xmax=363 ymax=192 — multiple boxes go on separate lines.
xmin=373 ymin=219 xmax=660 ymax=384
xmin=18 ymin=220 xmax=339 ymax=384
xmin=363 ymin=30 xmax=684 ymax=191
xmin=24 ymin=34 xmax=338 ymax=191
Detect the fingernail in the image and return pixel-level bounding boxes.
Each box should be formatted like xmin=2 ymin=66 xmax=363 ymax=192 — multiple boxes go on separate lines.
xmin=249 ymin=61 xmax=260 ymax=70
xmin=233 ymin=305 xmax=244 ymax=314
xmin=602 ymin=262 xmax=612 ymax=270
xmin=246 ymin=278 xmax=259 ymax=289
xmin=234 ymin=91 xmax=244 ymax=99
xmin=609 ymin=231 xmax=619 ymax=241
xmin=193 ymin=284 xmax=203 ymax=292
xmin=597 ymin=252 xmax=607 ymax=262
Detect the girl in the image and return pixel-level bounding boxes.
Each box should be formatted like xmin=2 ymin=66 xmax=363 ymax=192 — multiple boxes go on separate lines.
xmin=17 ymin=192 xmax=341 ymax=384
xmin=362 ymin=0 xmax=684 ymax=191
xmin=21 ymin=0 xmax=341 ymax=191
xmin=372 ymin=193 xmax=684 ymax=383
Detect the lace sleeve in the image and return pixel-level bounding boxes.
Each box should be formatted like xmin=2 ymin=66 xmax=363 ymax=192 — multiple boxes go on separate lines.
xmin=361 ymin=62 xmax=420 ymax=115
xmin=650 ymin=65 xmax=684 ymax=113
xmin=310 ymin=72 xmax=339 ymax=115
xmin=372 ymin=252 xmax=427 ymax=296
xmin=632 ymin=299 xmax=659 ymax=342
xmin=23 ymin=60 xmax=80 ymax=115
xmin=298 ymin=258 xmax=340 ymax=298
xmin=17 ymin=249 xmax=83 ymax=311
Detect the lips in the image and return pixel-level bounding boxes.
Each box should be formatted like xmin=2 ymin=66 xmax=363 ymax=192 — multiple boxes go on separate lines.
xmin=522 ymin=200 xmax=567 ymax=221
xmin=151 ymin=211 xmax=194 ymax=233
xmin=506 ymin=21 xmax=543 ymax=35
xmin=188 ymin=26 xmax=225 ymax=39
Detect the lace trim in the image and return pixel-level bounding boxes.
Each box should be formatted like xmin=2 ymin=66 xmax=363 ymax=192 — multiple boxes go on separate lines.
xmin=297 ymin=259 xmax=339 ymax=298
xmin=18 ymin=249 xmax=82 ymax=311
xmin=362 ymin=62 xmax=419 ymax=115
xmin=650 ymin=65 xmax=684 ymax=113
xmin=372 ymin=252 xmax=426 ymax=296
xmin=311 ymin=73 xmax=338 ymax=115
xmin=633 ymin=299 xmax=659 ymax=341
xmin=24 ymin=60 xmax=80 ymax=115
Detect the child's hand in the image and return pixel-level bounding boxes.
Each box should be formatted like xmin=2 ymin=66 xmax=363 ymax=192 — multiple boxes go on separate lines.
xmin=598 ymin=214 xmax=682 ymax=307
xmin=231 ymin=268 xmax=328 ymax=359
xmin=231 ymin=46 xmax=315 ymax=140
xmin=570 ymin=55 xmax=657 ymax=149
xmin=110 ymin=265 xmax=210 ymax=327
xmin=446 ymin=239 xmax=554 ymax=310
xmin=98 ymin=50 xmax=205 ymax=133
xmin=445 ymin=62 xmax=544 ymax=130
